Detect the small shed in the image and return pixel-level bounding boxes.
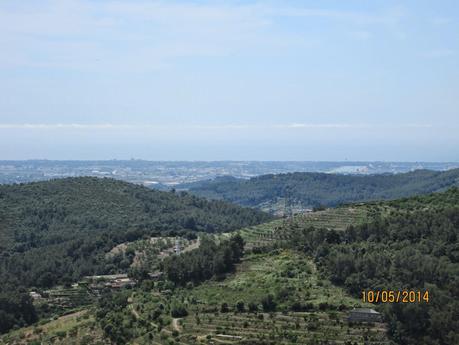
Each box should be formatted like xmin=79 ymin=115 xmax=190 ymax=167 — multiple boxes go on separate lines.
xmin=348 ymin=308 xmax=382 ymax=323
xmin=29 ymin=291 xmax=43 ymax=301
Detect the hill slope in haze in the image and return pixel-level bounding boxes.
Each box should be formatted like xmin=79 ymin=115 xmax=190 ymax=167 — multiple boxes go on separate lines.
xmin=0 ymin=177 xmax=271 ymax=333
xmin=183 ymin=169 xmax=459 ymax=213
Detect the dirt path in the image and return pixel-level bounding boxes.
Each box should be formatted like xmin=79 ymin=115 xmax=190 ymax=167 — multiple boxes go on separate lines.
xmin=129 ymin=304 xmax=140 ymax=319
xmin=172 ymin=318 xmax=182 ymax=332
xmin=182 ymin=237 xmax=201 ymax=253
xmin=129 ymin=300 xmax=160 ymax=332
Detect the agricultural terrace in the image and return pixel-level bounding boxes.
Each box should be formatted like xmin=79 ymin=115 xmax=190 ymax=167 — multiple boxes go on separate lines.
xmin=236 ymin=206 xmax=370 ymax=249
xmin=0 ymin=310 xmax=109 ymax=345
xmin=129 ymin=250 xmax=391 ymax=345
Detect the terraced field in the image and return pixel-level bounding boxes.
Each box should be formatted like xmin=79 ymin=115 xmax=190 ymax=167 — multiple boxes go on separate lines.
xmin=179 ymin=311 xmax=389 ymax=345
xmin=44 ymin=284 xmax=93 ymax=307
xmin=2 ymin=206 xmax=392 ymax=345
xmin=236 ymin=206 xmax=370 ymax=249
xmin=292 ymin=207 xmax=369 ymax=231
xmin=235 ymin=219 xmax=284 ymax=249
xmin=129 ymin=250 xmax=391 ymax=345
xmin=0 ymin=310 xmax=109 ymax=345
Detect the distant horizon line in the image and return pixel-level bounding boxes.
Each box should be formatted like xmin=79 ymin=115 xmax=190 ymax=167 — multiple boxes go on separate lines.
xmin=1 ymin=159 xmax=458 ymax=164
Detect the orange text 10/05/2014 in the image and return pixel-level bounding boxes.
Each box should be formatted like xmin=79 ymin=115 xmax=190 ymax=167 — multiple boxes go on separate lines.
xmin=362 ymin=290 xmax=429 ymax=304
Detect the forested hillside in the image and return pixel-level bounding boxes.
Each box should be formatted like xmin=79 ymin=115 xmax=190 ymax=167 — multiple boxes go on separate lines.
xmin=0 ymin=177 xmax=271 ymax=333
xmin=183 ymin=169 xmax=459 ymax=212
xmin=2 ymin=188 xmax=457 ymax=344
xmin=283 ymin=188 xmax=459 ymax=345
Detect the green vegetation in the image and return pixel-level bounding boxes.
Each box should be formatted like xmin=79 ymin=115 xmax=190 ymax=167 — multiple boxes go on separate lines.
xmin=236 ymin=206 xmax=369 ymax=251
xmin=33 ymin=284 xmax=93 ymax=320
xmin=0 ymin=177 xmax=272 ymax=334
xmin=2 ymin=179 xmax=457 ymax=345
xmin=283 ymin=188 xmax=459 ymax=345
xmin=162 ymin=235 xmax=244 ymax=286
xmin=0 ymin=310 xmax=109 ymax=345
xmin=184 ymin=169 xmax=459 ymax=213
xmin=109 ymin=236 xmax=198 ymax=278
xmin=93 ymin=250 xmax=391 ymax=345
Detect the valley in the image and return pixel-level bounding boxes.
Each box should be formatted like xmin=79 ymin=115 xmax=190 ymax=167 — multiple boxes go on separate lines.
xmin=0 ymin=178 xmax=457 ymax=345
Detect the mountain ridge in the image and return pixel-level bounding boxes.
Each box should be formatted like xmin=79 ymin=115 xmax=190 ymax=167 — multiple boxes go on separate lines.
xmin=181 ymin=168 xmax=459 ymax=213
xmin=0 ymin=177 xmax=272 ymax=333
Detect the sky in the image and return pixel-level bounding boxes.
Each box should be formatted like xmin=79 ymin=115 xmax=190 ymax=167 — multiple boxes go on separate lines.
xmin=0 ymin=0 xmax=458 ymax=161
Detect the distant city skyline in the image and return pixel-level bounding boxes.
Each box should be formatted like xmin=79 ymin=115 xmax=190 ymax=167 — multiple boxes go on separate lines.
xmin=1 ymin=1 xmax=458 ymax=161
xmin=1 ymin=160 xmax=457 ymax=187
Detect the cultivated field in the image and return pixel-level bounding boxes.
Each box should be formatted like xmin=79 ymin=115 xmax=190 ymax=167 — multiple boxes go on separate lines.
xmin=129 ymin=250 xmax=391 ymax=345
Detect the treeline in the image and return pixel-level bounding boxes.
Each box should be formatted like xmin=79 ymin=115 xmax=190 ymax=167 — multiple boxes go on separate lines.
xmin=284 ymin=188 xmax=459 ymax=345
xmin=0 ymin=289 xmax=36 ymax=334
xmin=162 ymin=235 xmax=245 ymax=286
xmin=96 ymin=235 xmax=245 ymax=344
xmin=0 ymin=177 xmax=271 ymax=334
xmin=184 ymin=169 xmax=459 ymax=210
xmin=96 ymin=290 xmax=140 ymax=344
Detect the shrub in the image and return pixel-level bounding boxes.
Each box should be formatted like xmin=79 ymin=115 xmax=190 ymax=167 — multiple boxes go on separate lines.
xmin=261 ymin=294 xmax=277 ymax=312
xmin=56 ymin=331 xmax=67 ymax=338
xmin=318 ymin=302 xmax=329 ymax=311
xmin=220 ymin=303 xmax=229 ymax=313
xmin=248 ymin=302 xmax=259 ymax=313
xmin=236 ymin=301 xmax=245 ymax=313
xmin=171 ymin=305 xmax=188 ymax=318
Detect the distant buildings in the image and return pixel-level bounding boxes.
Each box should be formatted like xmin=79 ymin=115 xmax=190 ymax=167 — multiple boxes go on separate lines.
xmin=107 ymin=277 xmax=136 ymax=289
xmin=84 ymin=274 xmax=136 ymax=291
xmin=3 ymin=160 xmax=457 ymax=185
xmin=348 ymin=308 xmax=382 ymax=323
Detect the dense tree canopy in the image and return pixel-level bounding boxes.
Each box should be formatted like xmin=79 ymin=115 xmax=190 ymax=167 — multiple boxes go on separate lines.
xmin=0 ymin=177 xmax=271 ymax=334
xmin=162 ymin=235 xmax=245 ymax=286
xmin=284 ymin=188 xmax=459 ymax=345
xmin=184 ymin=169 xmax=459 ymax=210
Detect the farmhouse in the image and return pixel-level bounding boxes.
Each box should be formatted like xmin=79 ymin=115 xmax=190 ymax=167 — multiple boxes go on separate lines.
xmin=348 ymin=308 xmax=382 ymax=323
xmin=105 ymin=277 xmax=135 ymax=289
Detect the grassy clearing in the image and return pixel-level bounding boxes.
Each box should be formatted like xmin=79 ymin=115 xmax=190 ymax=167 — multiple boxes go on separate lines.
xmin=179 ymin=250 xmax=371 ymax=312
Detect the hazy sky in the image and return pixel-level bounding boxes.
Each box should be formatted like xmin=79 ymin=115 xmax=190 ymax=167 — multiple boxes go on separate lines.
xmin=1 ymin=0 xmax=458 ymax=161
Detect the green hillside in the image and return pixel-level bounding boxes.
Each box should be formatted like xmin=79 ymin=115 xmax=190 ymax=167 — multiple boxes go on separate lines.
xmin=1 ymin=186 xmax=457 ymax=345
xmin=0 ymin=177 xmax=272 ymax=334
xmin=3 ymin=249 xmax=391 ymax=345
xmin=183 ymin=169 xmax=459 ymax=213
xmin=281 ymin=188 xmax=459 ymax=345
